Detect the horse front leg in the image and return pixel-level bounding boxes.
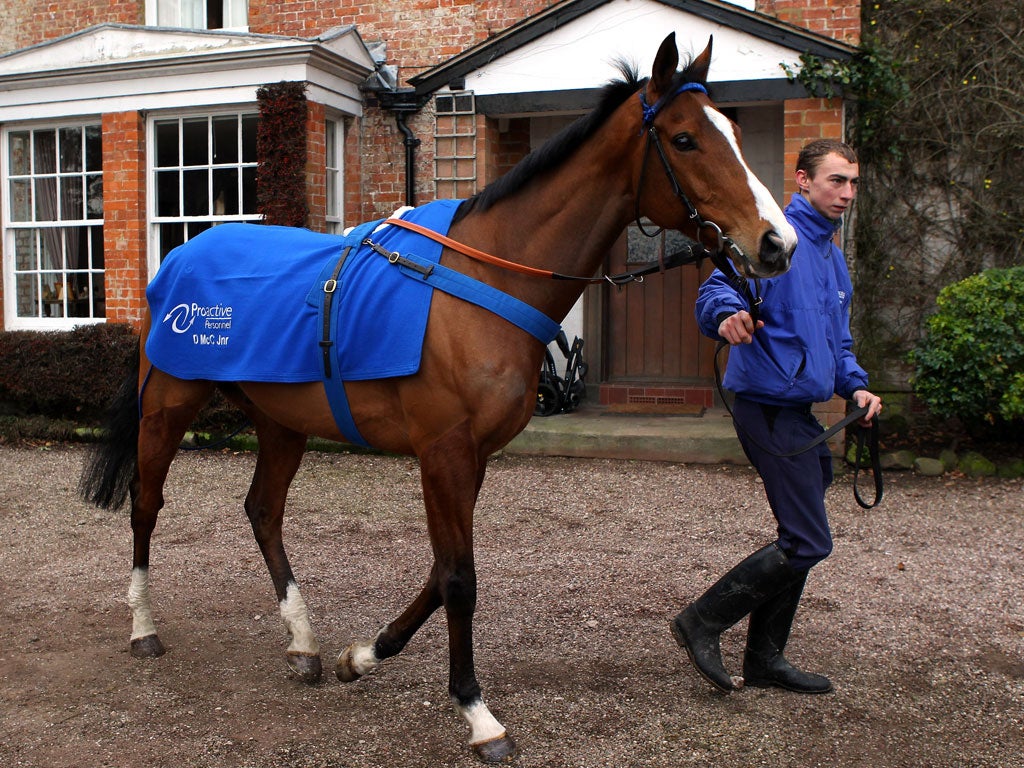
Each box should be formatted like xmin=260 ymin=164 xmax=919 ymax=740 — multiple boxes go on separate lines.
xmin=335 ymin=562 xmax=443 ymax=681
xmin=243 ymin=420 xmax=322 ymax=683
xmin=420 ymin=422 xmax=515 ymax=762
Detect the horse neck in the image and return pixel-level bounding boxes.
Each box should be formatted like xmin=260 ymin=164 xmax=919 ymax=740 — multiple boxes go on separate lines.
xmin=464 ymin=120 xmax=640 ymax=321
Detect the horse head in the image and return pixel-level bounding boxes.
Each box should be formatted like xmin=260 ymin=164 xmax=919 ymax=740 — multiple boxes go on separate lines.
xmin=635 ymin=33 xmax=796 ymax=279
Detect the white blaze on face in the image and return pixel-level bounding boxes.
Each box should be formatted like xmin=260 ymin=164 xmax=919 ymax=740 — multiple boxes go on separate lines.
xmin=703 ymin=106 xmax=798 ymax=252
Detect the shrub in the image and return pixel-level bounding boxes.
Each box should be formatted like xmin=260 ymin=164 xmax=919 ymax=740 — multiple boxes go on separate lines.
xmin=910 ymin=266 xmax=1024 ymax=427
xmin=0 ymin=323 xmax=137 ymax=422
xmin=0 ymin=324 xmax=242 ymax=432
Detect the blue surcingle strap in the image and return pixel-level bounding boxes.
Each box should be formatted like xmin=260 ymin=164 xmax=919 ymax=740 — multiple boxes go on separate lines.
xmin=639 ymin=81 xmax=709 ymax=132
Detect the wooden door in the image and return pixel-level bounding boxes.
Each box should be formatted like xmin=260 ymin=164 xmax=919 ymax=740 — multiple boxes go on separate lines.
xmin=596 ymin=224 xmax=721 ymax=402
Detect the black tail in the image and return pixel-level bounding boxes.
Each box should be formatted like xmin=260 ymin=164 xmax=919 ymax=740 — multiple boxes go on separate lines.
xmin=78 ymin=346 xmax=140 ymax=510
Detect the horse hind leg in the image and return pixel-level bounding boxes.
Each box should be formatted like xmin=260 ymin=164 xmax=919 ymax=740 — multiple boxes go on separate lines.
xmin=224 ymin=386 xmax=322 ymax=683
xmin=129 ymin=374 xmax=215 ymax=659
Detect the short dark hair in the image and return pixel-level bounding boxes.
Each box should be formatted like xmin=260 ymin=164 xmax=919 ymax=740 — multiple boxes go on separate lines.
xmin=796 ymin=139 xmax=858 ymax=176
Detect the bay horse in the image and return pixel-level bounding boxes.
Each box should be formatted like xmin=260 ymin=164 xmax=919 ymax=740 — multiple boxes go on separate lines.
xmin=80 ymin=33 xmax=796 ymax=762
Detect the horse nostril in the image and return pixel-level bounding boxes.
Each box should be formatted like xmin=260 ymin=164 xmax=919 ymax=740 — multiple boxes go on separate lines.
xmin=759 ymin=230 xmax=792 ymax=272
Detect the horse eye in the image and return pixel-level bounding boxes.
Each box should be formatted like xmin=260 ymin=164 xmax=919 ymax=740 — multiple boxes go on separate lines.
xmin=672 ymin=133 xmax=697 ymax=151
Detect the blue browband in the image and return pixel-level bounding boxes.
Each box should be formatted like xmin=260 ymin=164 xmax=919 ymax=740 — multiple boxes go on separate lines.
xmin=639 ymin=81 xmax=709 ymax=131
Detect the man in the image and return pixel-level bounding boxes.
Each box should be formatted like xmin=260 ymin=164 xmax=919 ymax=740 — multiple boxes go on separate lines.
xmin=672 ymin=139 xmax=883 ymax=694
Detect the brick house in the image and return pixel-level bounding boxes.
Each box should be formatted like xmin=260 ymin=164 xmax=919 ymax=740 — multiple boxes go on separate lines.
xmin=0 ymin=0 xmax=858 ymax=412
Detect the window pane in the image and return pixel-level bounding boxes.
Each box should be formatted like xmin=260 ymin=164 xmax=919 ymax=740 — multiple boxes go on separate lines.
xmin=59 ymin=127 xmax=83 ymax=173
xmin=187 ymin=221 xmax=213 ymax=240
xmin=60 ymin=176 xmax=84 ymax=220
xmin=35 ymin=177 xmax=57 ymax=221
xmin=156 ymin=171 xmax=180 ymax=217
xmin=224 ymin=0 xmax=248 ymax=27
xmin=9 ymin=131 xmax=30 ymax=175
xmin=86 ymin=175 xmax=104 ymax=219
xmin=182 ymin=169 xmax=209 ymax=215
xmin=326 ymin=169 xmax=338 ymax=218
xmin=14 ymin=230 xmax=37 ymax=270
xmin=16 ymin=274 xmax=40 ymax=318
xmin=155 ymin=121 xmax=179 ymax=167
xmin=10 ymin=179 xmax=31 ymax=221
xmin=325 ymin=120 xmax=336 ymax=164
xmin=160 ymin=222 xmax=185 ymax=260
xmin=41 ymin=231 xmax=62 ymax=271
xmin=213 ymin=168 xmax=238 ymax=215
xmin=241 ymin=115 xmax=258 ymax=162
xmin=242 ymin=166 xmax=257 ymax=214
xmin=85 ymin=125 xmax=102 ymax=172
xmin=212 ymin=115 xmax=238 ymax=164
xmin=181 ymin=118 xmax=208 ymax=166
xmin=34 ymin=130 xmax=56 ymax=174
xmin=91 ymin=226 xmax=105 ymax=271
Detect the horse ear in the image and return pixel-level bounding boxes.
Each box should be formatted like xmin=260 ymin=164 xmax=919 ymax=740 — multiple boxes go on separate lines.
xmin=687 ymin=36 xmax=713 ymax=84
xmin=650 ymin=32 xmax=680 ymax=98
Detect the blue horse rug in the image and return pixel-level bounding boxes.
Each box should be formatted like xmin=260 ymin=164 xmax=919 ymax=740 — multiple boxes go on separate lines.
xmin=145 ymin=199 xmax=560 ymax=444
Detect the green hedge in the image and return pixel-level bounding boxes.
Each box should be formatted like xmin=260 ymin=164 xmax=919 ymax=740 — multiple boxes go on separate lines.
xmin=911 ymin=266 xmax=1024 ymax=429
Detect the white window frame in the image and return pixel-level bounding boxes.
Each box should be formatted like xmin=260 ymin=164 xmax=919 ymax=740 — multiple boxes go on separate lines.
xmin=145 ymin=0 xmax=249 ymax=31
xmin=147 ymin=108 xmax=260 ymax=276
xmin=433 ymin=90 xmax=477 ymax=199
xmin=2 ymin=121 xmax=105 ymax=330
xmin=325 ymin=117 xmax=344 ymax=234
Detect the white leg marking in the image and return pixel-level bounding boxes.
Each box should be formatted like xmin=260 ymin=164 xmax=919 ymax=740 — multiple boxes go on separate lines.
xmin=457 ymin=698 xmax=506 ymax=746
xmin=346 ymin=627 xmax=387 ymax=677
xmin=279 ymin=582 xmax=319 ymax=656
xmin=704 ymin=106 xmax=798 ymax=252
xmin=127 ymin=567 xmax=158 ymax=641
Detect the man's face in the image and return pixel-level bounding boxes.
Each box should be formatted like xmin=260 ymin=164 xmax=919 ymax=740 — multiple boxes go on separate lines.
xmin=796 ymin=152 xmax=859 ymax=221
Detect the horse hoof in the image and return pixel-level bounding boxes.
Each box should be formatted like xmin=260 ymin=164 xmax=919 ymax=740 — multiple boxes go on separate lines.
xmin=335 ymin=645 xmax=361 ymax=683
xmin=130 ymin=634 xmax=166 ymax=659
xmin=472 ymin=734 xmax=517 ymax=763
xmin=287 ymin=652 xmax=323 ymax=684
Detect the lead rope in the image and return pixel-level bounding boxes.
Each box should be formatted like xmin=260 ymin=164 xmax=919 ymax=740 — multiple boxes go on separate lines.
xmin=707 ymin=251 xmax=882 ymax=509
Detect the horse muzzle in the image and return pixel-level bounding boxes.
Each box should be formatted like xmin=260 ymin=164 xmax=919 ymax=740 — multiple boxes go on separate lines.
xmin=750 ymin=228 xmax=794 ymax=278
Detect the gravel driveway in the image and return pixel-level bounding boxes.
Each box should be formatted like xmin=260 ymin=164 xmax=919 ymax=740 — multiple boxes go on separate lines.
xmin=0 ymin=443 xmax=1021 ymax=767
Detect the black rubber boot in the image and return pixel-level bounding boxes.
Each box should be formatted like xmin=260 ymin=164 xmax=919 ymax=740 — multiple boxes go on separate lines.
xmin=671 ymin=543 xmax=799 ymax=693
xmin=742 ymin=572 xmax=833 ymax=693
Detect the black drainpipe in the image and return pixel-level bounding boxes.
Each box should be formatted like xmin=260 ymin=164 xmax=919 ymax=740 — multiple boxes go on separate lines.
xmin=379 ymin=89 xmax=425 ymax=208
xmin=394 ymin=109 xmax=420 ymax=207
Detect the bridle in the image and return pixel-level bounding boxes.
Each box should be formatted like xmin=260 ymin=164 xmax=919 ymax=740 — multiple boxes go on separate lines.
xmin=635 ymin=80 xmax=763 ymax=324
xmin=386 ymin=79 xmax=764 ymax=296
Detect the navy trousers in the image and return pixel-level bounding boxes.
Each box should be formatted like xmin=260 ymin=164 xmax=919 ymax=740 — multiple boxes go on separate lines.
xmin=732 ymin=396 xmax=835 ymax=571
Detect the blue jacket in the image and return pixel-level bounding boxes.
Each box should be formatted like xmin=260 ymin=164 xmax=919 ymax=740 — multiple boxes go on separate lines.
xmin=695 ymin=193 xmax=869 ymax=406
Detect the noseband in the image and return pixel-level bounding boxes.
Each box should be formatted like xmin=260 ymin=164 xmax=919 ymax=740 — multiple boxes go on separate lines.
xmin=635 ymin=82 xmax=762 ymax=323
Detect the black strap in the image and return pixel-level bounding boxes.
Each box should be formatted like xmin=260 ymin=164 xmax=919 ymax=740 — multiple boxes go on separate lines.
xmin=714 ymin=340 xmax=883 ymax=509
xmin=319 ymin=246 xmax=352 ymax=378
xmin=851 ymin=418 xmax=883 ymax=509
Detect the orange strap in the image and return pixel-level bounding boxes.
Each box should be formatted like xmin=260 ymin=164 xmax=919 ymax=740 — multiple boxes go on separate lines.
xmin=384 ymin=217 xmax=558 ymax=280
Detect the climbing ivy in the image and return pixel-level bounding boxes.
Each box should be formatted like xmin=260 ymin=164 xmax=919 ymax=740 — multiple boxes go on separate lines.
xmin=256 ymin=81 xmax=309 ymax=228
xmin=786 ymin=0 xmax=1024 ymax=396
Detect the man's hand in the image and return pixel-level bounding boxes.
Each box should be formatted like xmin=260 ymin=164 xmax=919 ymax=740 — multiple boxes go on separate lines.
xmin=718 ymin=310 xmax=764 ymax=345
xmin=852 ymin=389 xmax=883 ymax=426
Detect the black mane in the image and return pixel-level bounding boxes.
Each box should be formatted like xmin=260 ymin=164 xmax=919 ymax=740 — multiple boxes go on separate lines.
xmin=452 ymin=53 xmax=703 ymax=223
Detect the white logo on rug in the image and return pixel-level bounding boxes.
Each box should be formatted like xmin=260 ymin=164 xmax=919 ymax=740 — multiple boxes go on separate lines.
xmin=163 ymin=302 xmax=233 ymax=345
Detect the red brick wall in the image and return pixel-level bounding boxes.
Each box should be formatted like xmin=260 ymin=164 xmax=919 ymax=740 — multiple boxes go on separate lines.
xmin=249 ymin=1 xmax=555 ymax=83
xmin=757 ymin=0 xmax=861 ymax=45
xmin=8 ymin=0 xmax=142 ymax=49
xmin=783 ymin=98 xmax=845 ymax=197
xmin=101 ymin=111 xmax=148 ymax=328
xmin=305 ymin=100 xmax=327 ymax=232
